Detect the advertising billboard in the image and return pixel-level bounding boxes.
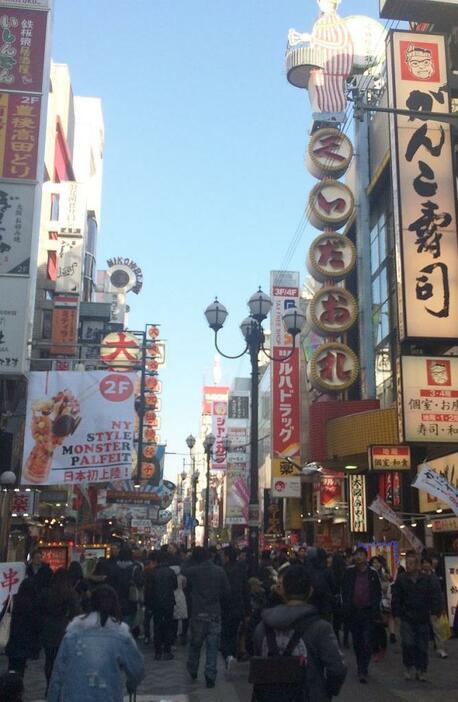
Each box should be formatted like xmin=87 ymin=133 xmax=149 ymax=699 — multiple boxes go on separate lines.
xmin=0 ymin=93 xmax=41 ymax=180
xmin=0 ymin=5 xmax=47 ymax=92
xmin=211 ymin=397 xmax=228 ymax=471
xmin=0 ymin=275 xmax=28 ymax=372
xmin=417 ymin=453 xmax=458 ymax=513
xmin=21 ymin=371 xmax=136 ymax=485
xmin=0 ymin=182 xmax=36 ymax=274
xmin=387 ymin=31 xmax=458 ymax=340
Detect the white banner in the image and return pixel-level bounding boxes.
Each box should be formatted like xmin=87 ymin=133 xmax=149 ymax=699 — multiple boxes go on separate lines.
xmin=444 ymin=555 xmax=458 ymax=628
xmin=272 ymin=475 xmax=301 ymax=498
xmin=0 ymin=562 xmax=26 ymax=606
xmin=0 ymin=183 xmax=36 ymax=275
xmin=0 ymin=276 xmax=29 ymax=374
xmin=22 ymin=371 xmax=136 ymax=486
xmin=369 ymin=495 xmax=424 ymax=552
xmin=413 ymin=464 xmax=458 ymax=516
xmin=55 ymin=234 xmax=83 ymax=294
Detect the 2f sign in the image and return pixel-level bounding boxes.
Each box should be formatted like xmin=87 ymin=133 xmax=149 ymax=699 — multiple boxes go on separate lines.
xmin=99 ymin=374 xmax=133 ymax=402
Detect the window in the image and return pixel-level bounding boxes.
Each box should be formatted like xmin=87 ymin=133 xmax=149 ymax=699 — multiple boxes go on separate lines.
xmin=42 ymin=310 xmax=53 ymax=339
xmin=50 ymin=193 xmax=60 ymax=221
xmin=47 ymin=251 xmax=57 ymax=281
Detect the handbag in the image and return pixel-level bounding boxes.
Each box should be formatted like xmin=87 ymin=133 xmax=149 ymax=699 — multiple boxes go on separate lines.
xmin=0 ymin=595 xmax=13 ymax=652
xmin=436 ymin=612 xmax=451 ymax=642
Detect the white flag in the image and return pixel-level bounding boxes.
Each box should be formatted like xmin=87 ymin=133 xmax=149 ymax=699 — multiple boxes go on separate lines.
xmin=413 ymin=464 xmax=458 ymax=517
xmin=369 ymin=495 xmax=423 ymax=553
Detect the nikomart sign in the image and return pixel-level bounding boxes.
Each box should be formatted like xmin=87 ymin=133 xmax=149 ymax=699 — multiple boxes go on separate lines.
xmin=387 ymin=31 xmax=458 ymax=340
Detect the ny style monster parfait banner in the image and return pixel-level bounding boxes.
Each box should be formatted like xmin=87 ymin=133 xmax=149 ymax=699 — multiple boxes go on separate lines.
xmin=22 ymin=371 xmax=136 ymax=486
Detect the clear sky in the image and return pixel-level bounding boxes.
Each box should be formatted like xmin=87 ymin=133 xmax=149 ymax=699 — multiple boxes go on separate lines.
xmin=52 ymin=0 xmax=382 ymax=478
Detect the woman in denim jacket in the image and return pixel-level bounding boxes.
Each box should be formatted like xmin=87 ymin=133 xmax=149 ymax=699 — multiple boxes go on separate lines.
xmin=47 ymin=585 xmax=144 ymax=702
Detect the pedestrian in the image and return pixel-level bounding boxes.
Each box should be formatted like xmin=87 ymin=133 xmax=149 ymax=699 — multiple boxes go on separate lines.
xmin=40 ymin=567 xmax=81 ymax=694
xmin=109 ymin=545 xmax=143 ymax=631
xmin=143 ymin=550 xmax=159 ymax=645
xmin=342 ymin=546 xmax=382 ymax=683
xmin=258 ymin=550 xmax=277 ymax=592
xmin=183 ymin=546 xmax=230 ymax=688
xmin=25 ymin=549 xmax=52 ymax=594
xmin=0 ymin=672 xmax=23 ymax=702
xmin=368 ymin=556 xmax=388 ymax=661
xmin=149 ymin=549 xmax=178 ymax=660
xmin=170 ymin=561 xmax=189 ymax=646
xmin=392 ymin=551 xmax=442 ymax=681
xmin=306 ymin=547 xmax=334 ymax=622
xmin=67 ymin=560 xmax=91 ymax=612
xmin=329 ymin=553 xmax=346 ymax=646
xmin=46 ymin=585 xmax=144 ymax=702
xmin=245 ymin=577 xmax=267 ymax=656
xmin=252 ymin=564 xmax=347 ymax=702
xmin=4 ymin=578 xmax=41 ymax=678
xmin=422 ymin=555 xmax=449 ymax=658
xmin=221 ymin=545 xmax=250 ymax=673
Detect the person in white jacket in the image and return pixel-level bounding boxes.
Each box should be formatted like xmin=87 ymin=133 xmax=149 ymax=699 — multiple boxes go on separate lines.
xmin=171 ymin=564 xmax=189 ymax=645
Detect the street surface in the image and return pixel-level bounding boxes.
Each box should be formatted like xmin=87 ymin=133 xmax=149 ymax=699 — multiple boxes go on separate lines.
xmin=1 ymin=637 xmax=457 ymax=701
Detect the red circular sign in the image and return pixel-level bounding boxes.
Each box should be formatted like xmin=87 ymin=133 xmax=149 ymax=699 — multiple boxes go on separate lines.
xmin=99 ymin=374 xmax=134 ymax=402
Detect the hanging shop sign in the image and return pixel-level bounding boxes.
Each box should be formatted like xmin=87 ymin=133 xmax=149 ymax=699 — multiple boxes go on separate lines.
xmin=432 ymin=517 xmax=458 ymax=533
xmin=40 ymin=546 xmax=68 ymax=572
xmin=106 ymin=257 xmax=143 ymax=295
xmin=224 ymin=464 xmax=249 ymax=525
xmin=228 ymin=392 xmax=249 ymax=420
xmin=307 ymin=286 xmax=358 ymax=336
xmin=0 ymin=182 xmax=35 ymax=274
xmin=413 ymin=463 xmax=458 ymax=517
xmin=21 ymin=371 xmax=135 ymax=486
xmin=308 ymin=180 xmax=355 ymax=231
xmin=211 ymin=399 xmax=228 ymax=471
xmin=51 ymin=296 xmax=78 ymax=356
xmin=381 ymin=0 xmax=458 ymax=23
xmin=131 ymin=518 xmax=154 ymax=535
xmin=387 ymin=31 xmax=458 ymax=341
xmin=306 ymin=128 xmax=353 ymax=180
xmin=0 ymin=276 xmax=28 ymax=373
xmin=444 ymin=554 xmax=458 ymax=628
xmin=397 ymin=356 xmax=458 ymax=443
xmin=55 ymin=233 xmax=83 ymax=294
xmin=11 ymin=490 xmax=37 ymax=516
xmin=263 ymin=489 xmax=285 ymax=538
xmin=369 ymin=445 xmax=412 ymax=471
xmin=0 ymin=93 xmax=41 ymax=180
xmin=378 ymin=471 xmax=401 ymax=507
xmin=272 ymin=471 xmax=302 ymax=499
xmin=140 ymin=443 xmax=165 ymax=485
xmin=100 ymin=331 xmax=141 ymax=369
xmin=369 ymin=495 xmax=424 ymax=552
xmin=349 ymin=474 xmax=367 ymax=533
xmin=0 ymin=6 xmax=47 ymax=91
xmin=0 ymin=562 xmax=26 ymax=606
xmin=309 ymin=342 xmax=359 ymax=393
xmin=306 ymin=232 xmax=356 ymax=283
xmin=416 ymin=452 xmax=458 ymax=514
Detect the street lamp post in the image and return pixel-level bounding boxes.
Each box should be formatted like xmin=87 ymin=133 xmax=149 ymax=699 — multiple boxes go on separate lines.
xmin=0 ymin=470 xmax=16 ymax=562
xmin=205 ymin=288 xmax=306 ymax=572
xmin=203 ymin=433 xmax=215 ymax=547
xmin=185 ymin=434 xmax=197 ymax=547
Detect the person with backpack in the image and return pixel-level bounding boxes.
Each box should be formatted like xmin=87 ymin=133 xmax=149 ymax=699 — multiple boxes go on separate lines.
xmin=109 ymin=545 xmax=143 ymax=632
xmin=251 ymin=564 xmax=347 ymax=702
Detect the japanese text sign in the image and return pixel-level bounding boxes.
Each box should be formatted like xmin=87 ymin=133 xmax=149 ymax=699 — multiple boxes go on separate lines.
xmin=349 ymin=474 xmax=367 ymax=533
xmin=369 ymin=445 xmax=411 ymax=471
xmin=21 ymin=371 xmax=136 ymax=486
xmin=387 ymin=31 xmax=458 ymax=340
xmin=444 ymin=555 xmax=458 ymax=628
xmin=417 ymin=452 xmax=458 ymax=513
xmin=0 ymin=276 xmax=28 ymax=373
xmin=413 ymin=463 xmax=458 ymax=517
xmin=40 ymin=546 xmax=67 ymax=571
xmin=0 ymin=182 xmax=35 ymax=274
xmin=211 ymin=398 xmax=228 ymax=470
xmin=398 ymin=356 xmax=458 ymax=443
xmin=369 ymin=495 xmax=424 ymax=552
xmin=0 ymin=92 xmax=41 ymax=179
xmin=0 ymin=6 xmax=47 ymax=91
xmin=0 ymin=561 xmax=25 ymax=605
xmin=51 ymin=301 xmax=78 ymax=356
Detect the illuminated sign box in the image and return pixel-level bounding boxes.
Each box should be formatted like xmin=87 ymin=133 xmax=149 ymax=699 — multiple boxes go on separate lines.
xmin=380 ymin=0 xmax=458 ymax=22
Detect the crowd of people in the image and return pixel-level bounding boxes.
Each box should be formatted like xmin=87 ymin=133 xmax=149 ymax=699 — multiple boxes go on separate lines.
xmin=0 ymin=542 xmax=456 ymax=701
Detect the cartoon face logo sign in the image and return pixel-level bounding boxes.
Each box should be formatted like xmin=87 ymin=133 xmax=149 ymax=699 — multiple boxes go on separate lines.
xmin=426 ymin=359 xmax=451 ymax=387
xmin=400 ymin=41 xmax=440 ymax=83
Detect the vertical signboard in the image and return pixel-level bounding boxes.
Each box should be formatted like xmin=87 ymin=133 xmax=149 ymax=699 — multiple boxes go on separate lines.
xmin=444 ymin=554 xmax=458 ymax=628
xmin=50 ymin=295 xmax=78 ymax=355
xmin=211 ymin=396 xmax=228 ymax=471
xmin=387 ymin=31 xmax=458 ymax=340
xmin=270 ymin=271 xmax=301 ymax=497
xmin=224 ymin=396 xmax=250 ymax=526
xmin=417 ymin=452 xmax=458 ymax=513
xmin=349 ymin=474 xmax=367 ymax=532
xmin=0 ymin=0 xmax=53 ymax=374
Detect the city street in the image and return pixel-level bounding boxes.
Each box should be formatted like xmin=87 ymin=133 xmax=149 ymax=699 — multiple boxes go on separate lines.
xmin=1 ymin=637 xmax=457 ymax=702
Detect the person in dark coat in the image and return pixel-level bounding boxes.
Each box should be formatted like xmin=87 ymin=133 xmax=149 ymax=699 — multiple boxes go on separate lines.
xmin=25 ymin=549 xmax=52 ymax=594
xmin=148 ymin=549 xmax=178 ymax=660
xmin=109 ymin=545 xmax=143 ymax=631
xmin=306 ymin=547 xmax=334 ymax=622
xmin=40 ymin=568 xmax=81 ymax=692
xmin=5 ymin=578 xmax=41 ymax=678
xmin=253 ymin=565 xmax=347 ymax=702
xmin=392 ymin=551 xmax=442 ymax=681
xmin=67 ymin=561 xmax=90 ymax=612
xmin=221 ymin=546 xmax=250 ymax=669
xmin=342 ymin=546 xmax=381 ymax=684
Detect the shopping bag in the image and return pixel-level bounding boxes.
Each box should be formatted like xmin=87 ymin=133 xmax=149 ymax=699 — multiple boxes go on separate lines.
xmin=437 ymin=612 xmax=451 ymax=642
xmin=0 ymin=595 xmax=13 ymax=651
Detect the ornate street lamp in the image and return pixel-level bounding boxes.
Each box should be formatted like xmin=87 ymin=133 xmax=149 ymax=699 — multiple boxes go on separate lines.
xmin=202 ymin=433 xmax=215 ymax=547
xmin=205 ymin=288 xmax=306 ymax=571
xmin=185 ymin=434 xmax=198 ymax=547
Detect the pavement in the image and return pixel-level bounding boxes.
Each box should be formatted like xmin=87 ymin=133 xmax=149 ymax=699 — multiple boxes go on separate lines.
xmin=1 ymin=636 xmax=457 ymax=701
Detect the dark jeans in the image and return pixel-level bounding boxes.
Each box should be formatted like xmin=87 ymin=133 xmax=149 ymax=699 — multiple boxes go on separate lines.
xmin=153 ymin=608 xmax=174 ymax=655
xmin=8 ymin=657 xmax=27 ymax=677
xmin=144 ymin=608 xmax=153 ymax=642
xmin=187 ymin=616 xmax=221 ymax=683
xmin=400 ymin=620 xmax=429 ymax=672
xmin=221 ymin=615 xmax=241 ymax=659
xmin=350 ymin=610 xmax=374 ymax=676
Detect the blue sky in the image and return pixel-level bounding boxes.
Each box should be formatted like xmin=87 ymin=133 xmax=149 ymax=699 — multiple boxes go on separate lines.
xmin=52 ymin=0 xmax=382 ymax=478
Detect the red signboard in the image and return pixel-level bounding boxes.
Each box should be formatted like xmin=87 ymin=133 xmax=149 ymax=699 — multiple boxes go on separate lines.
xmin=0 ymin=92 xmax=41 ymax=179
xmin=51 ymin=305 xmax=78 ymax=355
xmin=0 ymin=7 xmax=47 ymax=92
xmin=40 ymin=546 xmax=68 ymax=572
xmin=369 ymin=445 xmax=412 ymax=471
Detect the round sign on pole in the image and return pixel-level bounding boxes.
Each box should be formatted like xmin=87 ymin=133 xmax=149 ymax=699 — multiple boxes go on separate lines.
xmin=307 ymin=287 xmax=358 ymax=336
xmin=307 ymin=232 xmax=356 ymax=282
xmin=309 ymin=342 xmax=359 ymax=393
xmin=305 ymin=128 xmax=353 ymax=180
xmin=100 ymin=331 xmax=141 ymax=369
xmin=308 ymin=180 xmax=355 ymax=231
